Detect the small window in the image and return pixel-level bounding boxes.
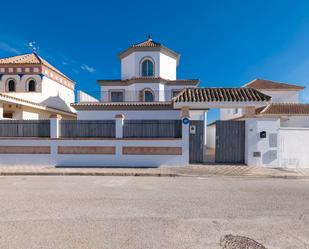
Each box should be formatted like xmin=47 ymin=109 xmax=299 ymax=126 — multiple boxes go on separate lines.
xmin=144 ymin=90 xmax=154 ymax=102
xmin=3 ymin=112 xmax=13 ymax=119
xmin=233 ymin=108 xmax=239 ymax=114
xmin=110 ymin=91 xmax=124 ymax=102
xmin=141 ymin=59 xmax=154 ymax=77
xmin=7 ymin=79 xmax=16 ymax=92
xmin=172 ymin=90 xmax=181 ymax=98
xmin=28 ymin=80 xmax=36 ymax=92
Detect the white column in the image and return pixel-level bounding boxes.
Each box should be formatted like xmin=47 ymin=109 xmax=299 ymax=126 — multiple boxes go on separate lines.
xmin=181 ymin=107 xmax=190 ymax=166
xmin=50 ymin=114 xmax=62 ymax=139
xmin=115 ymin=114 xmax=125 ymax=138
xmin=0 ymin=103 xmax=3 ymax=119
xmin=203 ymin=111 xmax=207 ymax=146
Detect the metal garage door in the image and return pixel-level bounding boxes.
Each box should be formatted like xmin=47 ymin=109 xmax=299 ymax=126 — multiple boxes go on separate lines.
xmin=189 ymin=120 xmax=204 ymax=163
xmin=215 ymin=120 xmax=245 ymax=163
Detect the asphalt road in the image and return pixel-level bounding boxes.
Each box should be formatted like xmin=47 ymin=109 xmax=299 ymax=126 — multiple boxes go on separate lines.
xmin=0 ymin=176 xmax=308 ymax=249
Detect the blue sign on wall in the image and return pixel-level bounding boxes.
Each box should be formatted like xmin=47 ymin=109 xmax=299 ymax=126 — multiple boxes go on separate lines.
xmin=182 ymin=117 xmax=190 ymax=125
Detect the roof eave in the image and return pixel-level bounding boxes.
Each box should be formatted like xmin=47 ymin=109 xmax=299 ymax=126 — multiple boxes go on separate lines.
xmin=173 ymin=101 xmax=271 ymax=109
xmin=118 ymin=46 xmax=180 ymax=64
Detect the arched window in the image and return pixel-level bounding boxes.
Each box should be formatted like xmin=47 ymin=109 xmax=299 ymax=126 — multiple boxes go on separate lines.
xmin=7 ymin=79 xmax=16 ymax=92
xmin=141 ymin=59 xmax=154 ymax=77
xmin=28 ymin=79 xmax=36 ymax=92
xmin=144 ymin=90 xmax=154 ymax=102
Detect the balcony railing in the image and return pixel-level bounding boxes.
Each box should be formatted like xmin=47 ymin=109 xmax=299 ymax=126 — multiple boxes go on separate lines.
xmin=77 ymin=90 xmax=183 ymax=103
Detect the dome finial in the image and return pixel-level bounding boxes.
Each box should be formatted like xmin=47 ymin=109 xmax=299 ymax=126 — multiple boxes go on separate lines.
xmin=148 ymin=34 xmax=152 ymax=41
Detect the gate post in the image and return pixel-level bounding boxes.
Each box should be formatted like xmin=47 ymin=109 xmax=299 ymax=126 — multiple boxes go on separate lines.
xmin=115 ymin=114 xmax=125 ymax=138
xmin=181 ymin=107 xmax=190 ymax=165
xmin=50 ymin=114 xmax=62 ymax=139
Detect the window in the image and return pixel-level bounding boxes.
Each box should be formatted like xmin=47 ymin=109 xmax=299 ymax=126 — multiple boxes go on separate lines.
xmin=3 ymin=112 xmax=13 ymax=119
xmin=233 ymin=108 xmax=239 ymax=114
xmin=172 ymin=90 xmax=181 ymax=98
xmin=7 ymin=79 xmax=16 ymax=92
xmin=28 ymin=79 xmax=36 ymax=92
xmin=144 ymin=90 xmax=154 ymax=102
xmin=110 ymin=91 xmax=124 ymax=102
xmin=141 ymin=59 xmax=154 ymax=77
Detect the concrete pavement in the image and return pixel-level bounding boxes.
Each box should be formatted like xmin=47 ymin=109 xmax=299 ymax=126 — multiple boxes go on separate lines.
xmin=0 ymin=176 xmax=308 ymax=249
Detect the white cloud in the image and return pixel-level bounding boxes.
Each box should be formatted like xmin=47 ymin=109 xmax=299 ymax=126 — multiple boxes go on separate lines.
xmin=81 ymin=64 xmax=96 ymax=73
xmin=0 ymin=42 xmax=20 ymax=54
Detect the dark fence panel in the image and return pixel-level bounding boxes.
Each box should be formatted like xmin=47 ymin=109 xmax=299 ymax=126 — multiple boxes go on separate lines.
xmin=123 ymin=120 xmax=182 ymax=138
xmin=0 ymin=120 xmax=50 ymax=137
xmin=60 ymin=120 xmax=115 ymax=138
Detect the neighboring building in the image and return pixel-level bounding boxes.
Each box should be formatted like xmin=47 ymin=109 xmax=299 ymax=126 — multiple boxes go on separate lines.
xmin=220 ymin=78 xmax=305 ymax=121
xmin=0 ymin=53 xmax=76 ymax=119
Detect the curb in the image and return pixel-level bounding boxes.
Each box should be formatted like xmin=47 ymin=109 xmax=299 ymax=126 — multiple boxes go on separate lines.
xmin=0 ymin=172 xmax=177 ymax=177
xmin=0 ymin=171 xmax=308 ymax=179
xmin=175 ymin=173 xmax=309 ymax=179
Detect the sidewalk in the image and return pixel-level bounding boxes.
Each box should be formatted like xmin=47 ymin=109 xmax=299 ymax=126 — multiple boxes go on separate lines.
xmin=0 ymin=165 xmax=308 ymax=178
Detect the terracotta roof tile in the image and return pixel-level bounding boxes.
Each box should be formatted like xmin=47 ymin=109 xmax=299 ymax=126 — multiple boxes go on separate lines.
xmin=173 ymin=88 xmax=271 ymax=103
xmin=244 ymin=79 xmax=305 ymax=90
xmin=119 ymin=38 xmax=180 ymax=61
xmin=132 ymin=38 xmax=161 ymax=47
xmin=71 ymin=101 xmax=173 ymax=111
xmin=0 ymin=53 xmax=73 ymax=82
xmin=256 ymin=103 xmax=309 ymax=115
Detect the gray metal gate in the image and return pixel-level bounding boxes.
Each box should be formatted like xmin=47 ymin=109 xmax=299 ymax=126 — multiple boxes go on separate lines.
xmin=215 ymin=120 xmax=245 ymax=163
xmin=189 ymin=120 xmax=204 ymax=163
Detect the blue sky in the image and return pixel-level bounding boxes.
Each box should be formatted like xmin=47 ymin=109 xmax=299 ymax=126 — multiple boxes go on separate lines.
xmin=1 ymin=0 xmax=309 ymax=122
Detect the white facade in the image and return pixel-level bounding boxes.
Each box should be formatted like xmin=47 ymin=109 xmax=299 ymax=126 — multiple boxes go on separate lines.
xmin=220 ymin=89 xmax=301 ymax=121
xmin=121 ymin=51 xmax=177 ymax=80
xmin=0 ymin=75 xmax=75 ymax=113
xmin=280 ymin=116 xmax=309 ymax=128
xmin=261 ymin=90 xmax=299 ymax=103
xmin=0 ymin=53 xmax=76 ymax=120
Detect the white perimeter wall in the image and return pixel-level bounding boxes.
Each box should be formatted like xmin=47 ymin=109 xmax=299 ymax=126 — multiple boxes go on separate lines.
xmin=245 ymin=118 xmax=309 ymax=168
xmin=0 ymin=123 xmax=189 ymax=167
xmin=245 ymin=118 xmax=280 ymax=167
xmin=279 ymin=128 xmax=309 ymax=168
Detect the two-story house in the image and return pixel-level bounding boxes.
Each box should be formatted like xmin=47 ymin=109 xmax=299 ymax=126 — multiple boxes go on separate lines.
xmin=73 ymin=38 xmax=204 ymax=120
xmin=0 ymin=52 xmax=76 ymax=119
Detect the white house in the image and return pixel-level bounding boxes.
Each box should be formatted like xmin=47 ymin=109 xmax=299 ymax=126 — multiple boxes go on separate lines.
xmin=71 ymin=38 xmax=271 ymax=166
xmin=220 ymin=78 xmax=306 ymax=124
xmin=74 ymin=37 xmax=203 ymax=121
xmin=0 ymin=53 xmax=76 ymax=119
xmin=0 ymin=39 xmax=307 ymax=168
xmin=207 ymin=78 xmax=309 ymax=168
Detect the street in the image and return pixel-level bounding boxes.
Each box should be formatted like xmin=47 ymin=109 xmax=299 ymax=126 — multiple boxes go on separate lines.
xmin=0 ymin=176 xmax=308 ymax=249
